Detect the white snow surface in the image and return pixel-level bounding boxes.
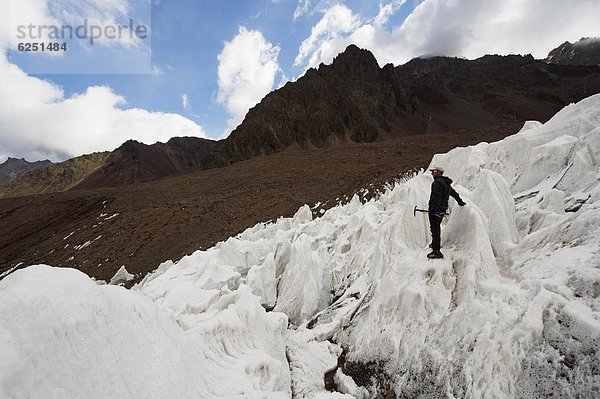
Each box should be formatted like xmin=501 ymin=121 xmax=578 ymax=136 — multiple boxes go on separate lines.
xmin=2 ymin=94 xmax=600 ymax=398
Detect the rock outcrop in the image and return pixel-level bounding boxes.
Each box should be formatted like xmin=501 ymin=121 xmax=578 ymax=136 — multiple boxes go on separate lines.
xmin=0 ymin=157 xmax=52 ymax=186
xmin=546 ymin=37 xmax=600 ymax=66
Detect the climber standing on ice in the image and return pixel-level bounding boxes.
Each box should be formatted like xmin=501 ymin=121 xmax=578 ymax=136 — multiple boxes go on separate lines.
xmin=427 ymin=166 xmax=466 ymax=259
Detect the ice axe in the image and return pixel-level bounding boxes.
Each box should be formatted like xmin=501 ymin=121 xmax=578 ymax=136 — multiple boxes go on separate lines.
xmin=413 ymin=206 xmax=448 ymax=217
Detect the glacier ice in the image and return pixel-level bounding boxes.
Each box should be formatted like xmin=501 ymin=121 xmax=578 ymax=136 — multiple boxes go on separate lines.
xmin=2 ymin=94 xmax=600 ymax=397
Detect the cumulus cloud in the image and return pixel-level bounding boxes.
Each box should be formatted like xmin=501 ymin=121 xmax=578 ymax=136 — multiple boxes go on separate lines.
xmin=293 ymin=0 xmax=600 ymax=71
xmin=217 ymin=26 xmax=280 ymax=136
xmin=292 ymin=1 xmax=406 ymax=71
xmin=294 ymin=4 xmax=360 ymax=68
xmin=2 ymin=0 xmax=58 ymax=49
xmin=0 ymin=0 xmax=206 ymax=162
xmin=0 ymin=54 xmax=205 ymax=161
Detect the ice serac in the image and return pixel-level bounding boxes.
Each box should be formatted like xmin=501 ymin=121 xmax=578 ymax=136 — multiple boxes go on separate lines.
xmin=2 ymin=94 xmax=600 ymax=398
xmin=0 ymin=266 xmax=290 ymax=399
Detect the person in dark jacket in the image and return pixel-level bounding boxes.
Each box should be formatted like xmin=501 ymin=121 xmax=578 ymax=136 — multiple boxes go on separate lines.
xmin=427 ymin=166 xmax=466 ymax=259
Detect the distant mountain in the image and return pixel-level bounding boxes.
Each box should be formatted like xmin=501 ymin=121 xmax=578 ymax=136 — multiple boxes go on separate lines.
xmin=546 ymin=37 xmax=600 ymax=65
xmin=0 ymin=157 xmax=52 ymax=186
xmin=0 ymin=137 xmax=215 ymax=198
xmin=73 ymin=137 xmax=216 ymax=190
xmin=208 ymin=44 xmax=600 ymax=167
xmin=0 ymin=152 xmax=110 ymax=198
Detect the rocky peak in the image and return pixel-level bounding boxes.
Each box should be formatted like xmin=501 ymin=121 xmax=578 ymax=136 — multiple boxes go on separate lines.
xmin=546 ymin=37 xmax=600 ymax=66
xmin=118 ymin=139 xmax=144 ymax=151
xmin=0 ymin=157 xmax=53 ymax=186
xmin=328 ymin=44 xmax=381 ymax=78
xmin=3 ymin=157 xmax=33 ymax=167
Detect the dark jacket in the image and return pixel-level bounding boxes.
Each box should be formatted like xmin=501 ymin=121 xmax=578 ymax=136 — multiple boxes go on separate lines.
xmin=429 ymin=176 xmax=464 ymax=213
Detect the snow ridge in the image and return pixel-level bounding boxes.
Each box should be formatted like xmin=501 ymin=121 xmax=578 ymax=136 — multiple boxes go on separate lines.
xmin=2 ymin=95 xmax=600 ymax=397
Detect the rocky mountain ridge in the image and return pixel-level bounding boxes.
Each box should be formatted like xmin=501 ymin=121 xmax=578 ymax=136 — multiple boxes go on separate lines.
xmin=73 ymin=137 xmax=216 ymax=190
xmin=209 ymin=45 xmax=600 ymax=166
xmin=0 ymin=157 xmax=52 ymax=186
xmin=0 ymin=152 xmax=110 ymax=198
xmin=0 ymin=137 xmax=215 ymax=198
xmin=546 ymin=37 xmax=600 ymax=66
xmin=4 ymin=44 xmax=600 ymax=198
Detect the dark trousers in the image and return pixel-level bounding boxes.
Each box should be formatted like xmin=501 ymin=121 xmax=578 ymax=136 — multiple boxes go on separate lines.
xmin=429 ymin=213 xmax=443 ymax=252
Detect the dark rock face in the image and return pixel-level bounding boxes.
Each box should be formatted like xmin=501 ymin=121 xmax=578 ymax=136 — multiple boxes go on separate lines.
xmin=73 ymin=137 xmax=216 ymax=189
xmin=208 ymin=45 xmax=600 ymax=167
xmin=208 ymin=45 xmax=415 ymax=166
xmin=546 ymin=38 xmax=600 ymax=66
xmin=0 ymin=157 xmax=52 ymax=186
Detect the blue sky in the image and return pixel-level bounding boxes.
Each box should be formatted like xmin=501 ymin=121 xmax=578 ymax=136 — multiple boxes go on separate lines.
xmin=1 ymin=0 xmax=599 ymax=162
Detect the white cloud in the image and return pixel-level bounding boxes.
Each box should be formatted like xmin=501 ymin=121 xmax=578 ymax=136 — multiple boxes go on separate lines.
xmin=3 ymin=0 xmax=60 ymax=48
xmin=217 ymin=26 xmax=280 ymax=136
xmin=182 ymin=94 xmax=191 ymax=111
xmin=293 ymin=0 xmax=344 ymax=20
xmin=0 ymin=1 xmax=206 ymax=162
xmin=49 ymin=0 xmax=148 ymax=48
xmin=293 ymin=0 xmax=312 ymax=20
xmin=5 ymin=0 xmax=146 ymax=50
xmin=373 ymin=0 xmax=405 ymax=28
xmin=294 ymin=4 xmax=360 ymax=69
xmin=0 ymin=55 xmax=205 ymax=161
xmin=294 ymin=0 xmax=600 ymax=72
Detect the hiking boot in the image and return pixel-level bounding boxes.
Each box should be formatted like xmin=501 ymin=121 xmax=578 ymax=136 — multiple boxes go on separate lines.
xmin=427 ymin=251 xmax=444 ymax=259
